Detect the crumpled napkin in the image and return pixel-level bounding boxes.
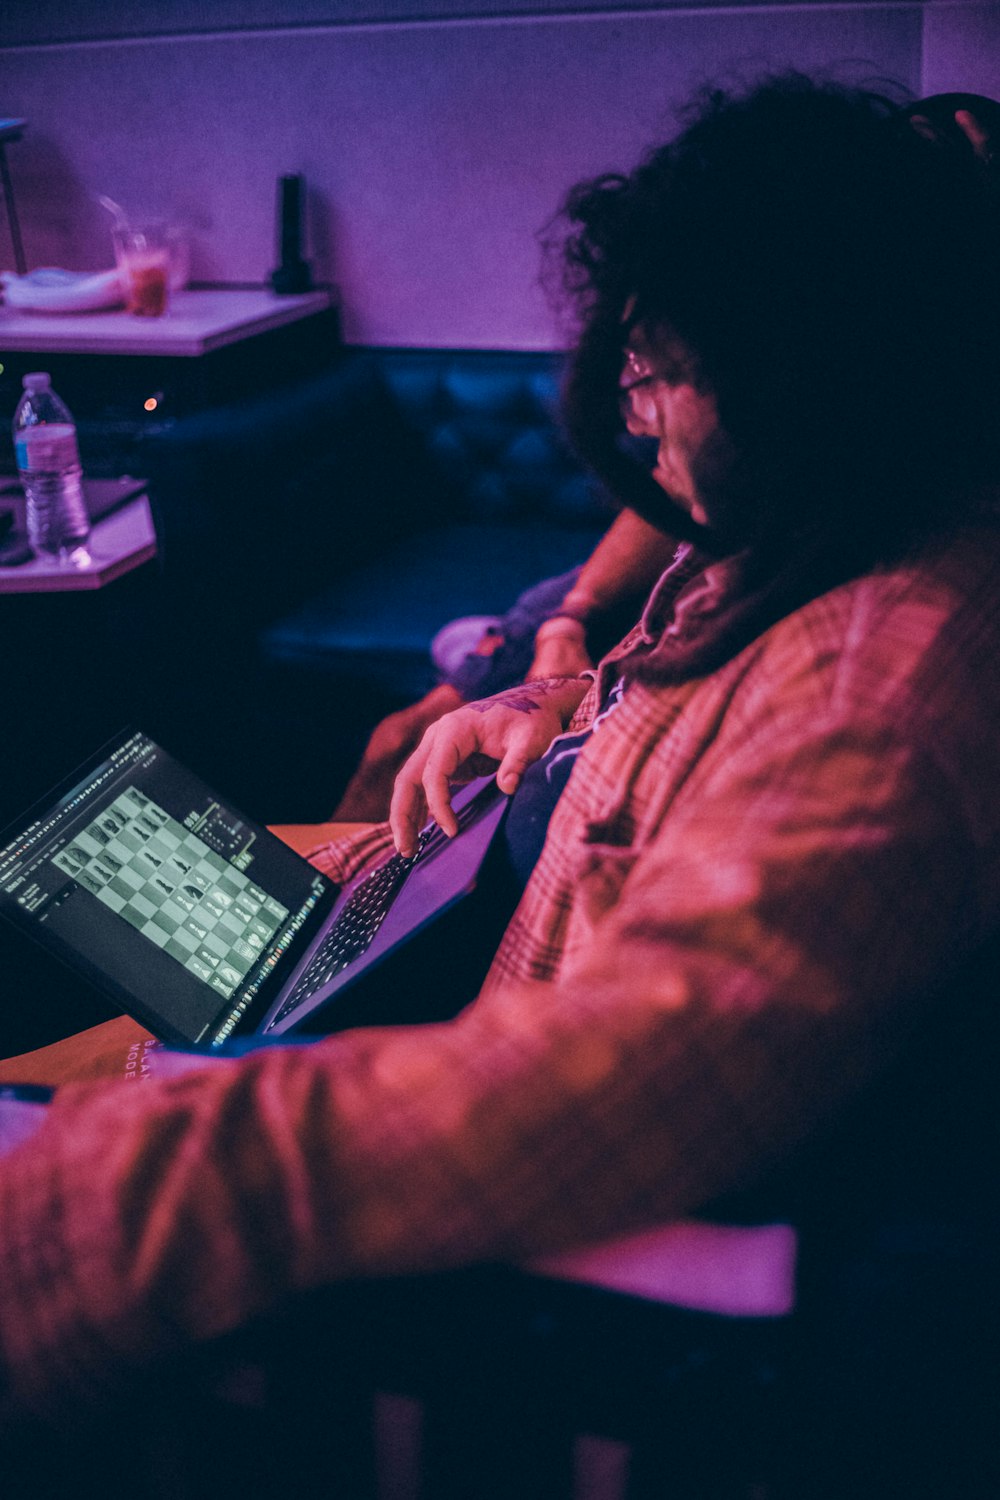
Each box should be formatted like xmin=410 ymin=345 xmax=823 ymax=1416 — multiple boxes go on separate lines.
xmin=1 ymin=266 xmax=123 ymax=314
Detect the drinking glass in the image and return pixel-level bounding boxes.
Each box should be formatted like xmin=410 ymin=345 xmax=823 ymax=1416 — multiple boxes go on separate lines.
xmin=112 ymin=222 xmax=172 ymax=317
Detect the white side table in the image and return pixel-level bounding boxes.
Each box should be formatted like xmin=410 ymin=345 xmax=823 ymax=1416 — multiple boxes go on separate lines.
xmin=0 ymin=288 xmax=334 ymax=357
xmin=0 ymin=494 xmax=155 ymax=593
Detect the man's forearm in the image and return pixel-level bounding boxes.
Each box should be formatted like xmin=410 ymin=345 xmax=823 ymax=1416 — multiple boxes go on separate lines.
xmin=558 ymin=509 xmax=677 ymax=621
xmin=466 ymin=674 xmax=590 ymax=727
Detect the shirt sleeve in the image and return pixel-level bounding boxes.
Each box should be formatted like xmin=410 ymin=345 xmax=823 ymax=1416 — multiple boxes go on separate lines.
xmin=0 ymin=697 xmax=988 ymax=1419
xmin=303 ymin=821 xmax=395 ymax=883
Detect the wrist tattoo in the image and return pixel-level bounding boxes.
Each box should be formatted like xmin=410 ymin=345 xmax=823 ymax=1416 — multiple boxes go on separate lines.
xmin=469 ymin=678 xmax=569 ymax=716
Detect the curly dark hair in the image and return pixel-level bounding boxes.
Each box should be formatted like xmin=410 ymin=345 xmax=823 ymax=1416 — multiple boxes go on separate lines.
xmin=554 ymin=74 xmax=1000 ymax=563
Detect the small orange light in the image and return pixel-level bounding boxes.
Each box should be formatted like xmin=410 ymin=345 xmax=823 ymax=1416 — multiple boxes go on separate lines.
xmin=143 ymin=397 xmax=158 ymax=412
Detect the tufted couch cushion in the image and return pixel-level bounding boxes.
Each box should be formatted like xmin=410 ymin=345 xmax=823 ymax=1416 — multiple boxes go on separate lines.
xmin=256 ymin=349 xmax=612 ymax=696
xmin=262 ymin=520 xmax=596 ymax=700
xmin=142 ymin=346 xmax=614 ymax=816
xmin=371 ymin=348 xmax=611 ymax=527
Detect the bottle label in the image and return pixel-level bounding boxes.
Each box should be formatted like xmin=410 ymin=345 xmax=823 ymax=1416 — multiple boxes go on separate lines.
xmin=15 ymin=424 xmax=81 ymax=474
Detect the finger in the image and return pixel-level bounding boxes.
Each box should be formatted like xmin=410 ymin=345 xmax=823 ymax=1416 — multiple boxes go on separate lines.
xmin=908 ymin=113 xmax=937 ymax=143
xmin=389 ymin=754 xmax=430 ymax=857
xmin=422 ymin=757 xmax=460 ymax=838
xmin=954 ymin=109 xmax=991 ymax=161
xmin=421 ymin=732 xmax=476 ymax=838
xmin=389 ymin=782 xmax=426 ymax=858
xmin=497 ymin=756 xmax=531 ymax=796
xmin=497 ymin=732 xmax=539 ymax=796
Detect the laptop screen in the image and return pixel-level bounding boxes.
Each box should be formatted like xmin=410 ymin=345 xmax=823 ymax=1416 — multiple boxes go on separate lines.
xmin=0 ymin=731 xmax=335 ymax=1047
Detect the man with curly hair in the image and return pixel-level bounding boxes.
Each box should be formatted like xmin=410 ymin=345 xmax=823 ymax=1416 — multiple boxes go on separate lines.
xmin=3 ymin=76 xmax=1000 ymax=1495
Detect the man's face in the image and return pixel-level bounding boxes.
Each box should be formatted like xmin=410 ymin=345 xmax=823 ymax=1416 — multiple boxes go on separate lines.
xmin=619 ymin=345 xmax=722 ymax=528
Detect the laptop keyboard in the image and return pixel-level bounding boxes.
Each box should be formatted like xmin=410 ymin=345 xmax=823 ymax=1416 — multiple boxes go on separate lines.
xmin=266 ymin=828 xmax=432 ymax=1027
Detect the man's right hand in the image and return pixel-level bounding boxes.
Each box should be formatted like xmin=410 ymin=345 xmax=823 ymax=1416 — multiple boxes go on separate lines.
xmin=389 ymin=676 xmax=589 ymax=856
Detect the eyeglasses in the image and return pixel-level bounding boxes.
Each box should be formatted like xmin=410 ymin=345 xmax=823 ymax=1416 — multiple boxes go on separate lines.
xmin=618 ymin=372 xmax=659 ymax=421
xmin=619 ymin=348 xmax=660 ymax=421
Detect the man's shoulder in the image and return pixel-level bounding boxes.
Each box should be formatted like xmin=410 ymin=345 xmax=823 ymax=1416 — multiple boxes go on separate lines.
xmin=794 ymin=525 xmax=1000 ymax=656
xmin=874 ymin=521 xmax=1000 ymax=605
xmin=765 ymin=523 xmax=1000 ymax=724
xmin=819 ymin=517 xmax=998 ymax=604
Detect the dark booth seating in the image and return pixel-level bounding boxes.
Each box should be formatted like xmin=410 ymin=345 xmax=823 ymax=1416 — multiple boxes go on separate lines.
xmin=142 ymin=349 xmax=614 ymax=820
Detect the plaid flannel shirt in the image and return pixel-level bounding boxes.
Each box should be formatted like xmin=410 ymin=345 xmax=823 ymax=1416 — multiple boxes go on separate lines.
xmin=3 ymin=526 xmax=1000 ymax=1414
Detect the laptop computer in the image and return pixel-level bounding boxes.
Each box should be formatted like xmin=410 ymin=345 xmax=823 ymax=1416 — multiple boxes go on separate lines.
xmin=0 ymin=729 xmax=513 ymax=1050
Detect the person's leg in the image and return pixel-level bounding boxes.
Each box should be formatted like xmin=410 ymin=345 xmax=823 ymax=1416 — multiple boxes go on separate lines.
xmin=331 ymin=569 xmax=585 ymax=823
xmin=444 ymin=568 xmax=584 ymax=702
xmin=330 ymin=682 xmax=465 ymax=821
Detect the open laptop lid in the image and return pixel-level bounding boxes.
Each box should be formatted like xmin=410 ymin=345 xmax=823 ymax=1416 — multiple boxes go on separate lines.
xmin=0 ymin=729 xmax=338 ymax=1048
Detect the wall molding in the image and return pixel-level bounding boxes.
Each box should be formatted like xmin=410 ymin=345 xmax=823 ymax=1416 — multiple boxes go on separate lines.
xmin=0 ymin=1 xmax=926 ymax=55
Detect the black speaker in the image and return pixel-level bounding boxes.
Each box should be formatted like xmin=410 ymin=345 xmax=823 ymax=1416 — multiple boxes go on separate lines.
xmin=270 ymin=173 xmax=313 ymax=295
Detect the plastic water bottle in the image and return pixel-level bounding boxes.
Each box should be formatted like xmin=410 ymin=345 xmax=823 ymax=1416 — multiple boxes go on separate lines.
xmin=12 ymin=372 xmax=91 ymax=560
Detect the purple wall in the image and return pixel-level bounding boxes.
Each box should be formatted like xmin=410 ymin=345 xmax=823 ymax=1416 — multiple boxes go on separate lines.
xmin=0 ymin=3 xmax=996 ymax=348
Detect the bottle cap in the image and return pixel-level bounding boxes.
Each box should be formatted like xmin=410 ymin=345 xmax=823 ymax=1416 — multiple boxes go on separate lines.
xmin=22 ymin=372 xmax=51 ymax=393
